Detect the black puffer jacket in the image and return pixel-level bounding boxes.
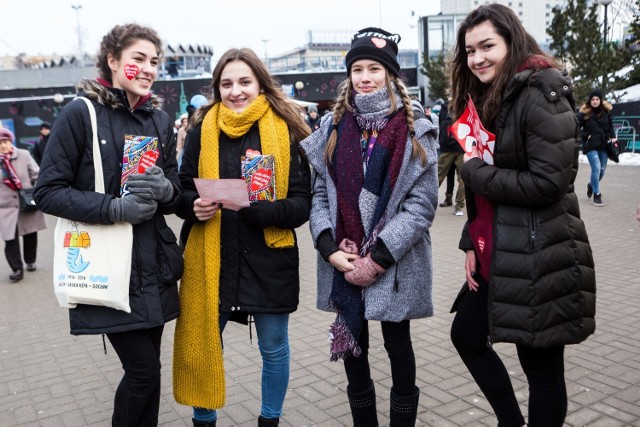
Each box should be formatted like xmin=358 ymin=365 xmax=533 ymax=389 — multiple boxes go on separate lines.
xmin=457 ymin=66 xmax=596 ymax=348
xmin=578 ymin=102 xmax=615 ymax=154
xmin=34 ymin=79 xmax=183 ymax=335
xmin=178 ymin=123 xmax=311 ymax=314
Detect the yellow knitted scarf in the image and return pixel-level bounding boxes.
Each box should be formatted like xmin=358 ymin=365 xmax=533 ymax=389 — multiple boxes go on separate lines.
xmin=173 ymin=94 xmax=294 ymax=409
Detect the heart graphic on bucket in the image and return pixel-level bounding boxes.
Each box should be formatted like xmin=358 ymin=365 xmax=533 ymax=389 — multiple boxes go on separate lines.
xmin=250 ymin=168 xmax=272 ymax=192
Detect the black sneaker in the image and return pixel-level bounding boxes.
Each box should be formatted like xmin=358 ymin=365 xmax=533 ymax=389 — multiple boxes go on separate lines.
xmin=593 ymin=193 xmax=603 ymax=207
xmin=587 ymin=183 xmax=593 ymax=199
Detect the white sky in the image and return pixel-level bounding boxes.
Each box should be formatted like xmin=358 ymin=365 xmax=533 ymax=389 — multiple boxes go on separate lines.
xmin=0 ymin=0 xmax=441 ymax=60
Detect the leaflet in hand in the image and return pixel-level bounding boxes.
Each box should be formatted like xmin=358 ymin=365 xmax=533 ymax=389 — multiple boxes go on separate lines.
xmin=241 ymin=150 xmax=276 ymax=202
xmin=193 ymin=178 xmax=250 ymax=211
xmin=450 ymin=96 xmax=495 ymax=165
xmin=120 ymin=134 xmax=159 ymax=195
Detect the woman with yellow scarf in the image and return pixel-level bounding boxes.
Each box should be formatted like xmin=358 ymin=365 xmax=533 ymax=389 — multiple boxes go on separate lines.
xmin=173 ymin=48 xmax=311 ymax=427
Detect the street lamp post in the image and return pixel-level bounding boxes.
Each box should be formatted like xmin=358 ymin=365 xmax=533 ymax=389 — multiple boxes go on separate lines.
xmin=598 ymin=0 xmax=613 ymax=94
xmin=261 ymin=39 xmax=269 ymax=67
xmin=71 ymin=5 xmax=83 ymax=67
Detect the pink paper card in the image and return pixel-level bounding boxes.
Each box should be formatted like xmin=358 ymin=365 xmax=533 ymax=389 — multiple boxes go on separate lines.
xmin=193 ymin=178 xmax=250 ymax=211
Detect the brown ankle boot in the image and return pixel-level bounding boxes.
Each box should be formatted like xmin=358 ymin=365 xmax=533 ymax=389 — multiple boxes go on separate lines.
xmin=439 ymin=193 xmax=453 ymax=207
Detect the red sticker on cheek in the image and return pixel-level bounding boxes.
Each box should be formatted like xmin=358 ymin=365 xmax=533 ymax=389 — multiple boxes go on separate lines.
xmin=123 ymin=64 xmax=139 ymax=80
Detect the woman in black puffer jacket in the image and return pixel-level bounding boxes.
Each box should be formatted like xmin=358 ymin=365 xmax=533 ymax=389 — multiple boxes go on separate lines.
xmin=578 ymin=89 xmax=616 ymax=206
xmin=447 ymin=4 xmax=595 ymax=427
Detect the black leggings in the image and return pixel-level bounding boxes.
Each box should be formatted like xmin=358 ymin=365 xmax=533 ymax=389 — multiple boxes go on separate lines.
xmin=451 ymin=279 xmax=567 ymax=427
xmin=107 ymin=325 xmax=164 ymax=427
xmin=344 ymin=320 xmax=416 ymax=396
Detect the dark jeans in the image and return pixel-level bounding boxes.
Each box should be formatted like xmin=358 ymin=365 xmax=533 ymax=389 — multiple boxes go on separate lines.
xmin=5 ymin=230 xmax=37 ymax=271
xmin=107 ymin=325 xmax=164 ymax=427
xmin=451 ymin=279 xmax=567 ymax=427
xmin=344 ymin=319 xmax=416 ymax=396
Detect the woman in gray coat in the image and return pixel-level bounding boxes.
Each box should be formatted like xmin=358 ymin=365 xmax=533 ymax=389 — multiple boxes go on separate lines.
xmin=0 ymin=128 xmax=47 ymax=282
xmin=301 ymin=27 xmax=438 ymax=426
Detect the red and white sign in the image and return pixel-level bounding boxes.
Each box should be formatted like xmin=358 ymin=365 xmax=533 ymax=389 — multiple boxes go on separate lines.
xmin=450 ymin=96 xmax=496 ymax=165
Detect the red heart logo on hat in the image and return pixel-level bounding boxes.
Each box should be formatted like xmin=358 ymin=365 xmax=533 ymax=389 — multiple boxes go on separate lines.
xmin=371 ymin=37 xmax=387 ymax=48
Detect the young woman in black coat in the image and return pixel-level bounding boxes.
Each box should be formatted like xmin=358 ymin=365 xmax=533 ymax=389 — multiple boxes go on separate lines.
xmin=578 ymin=89 xmax=617 ymax=206
xmin=448 ymin=5 xmax=595 ymax=426
xmin=34 ymin=24 xmax=182 ymax=426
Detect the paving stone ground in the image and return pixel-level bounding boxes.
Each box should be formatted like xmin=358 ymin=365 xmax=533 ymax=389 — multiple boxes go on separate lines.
xmin=1 ymin=163 xmax=639 ymax=426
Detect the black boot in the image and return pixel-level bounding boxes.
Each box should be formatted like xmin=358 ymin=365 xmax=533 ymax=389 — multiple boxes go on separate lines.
xmin=389 ymin=386 xmax=420 ymax=427
xmin=347 ymin=380 xmax=379 ymax=427
xmin=9 ymin=270 xmax=23 ymax=282
xmin=192 ymin=418 xmax=216 ymax=426
xmin=439 ymin=193 xmax=453 ymax=207
xmin=258 ymin=415 xmax=279 ymax=426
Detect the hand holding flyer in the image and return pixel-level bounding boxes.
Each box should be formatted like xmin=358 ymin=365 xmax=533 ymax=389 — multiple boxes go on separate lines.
xmin=450 ymin=96 xmax=496 ymax=165
xmin=120 ymin=135 xmax=159 ymax=195
xmin=193 ymin=179 xmax=250 ymax=211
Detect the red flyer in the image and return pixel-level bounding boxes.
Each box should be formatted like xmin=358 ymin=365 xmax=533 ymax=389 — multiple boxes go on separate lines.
xmin=450 ymin=96 xmax=496 ymax=165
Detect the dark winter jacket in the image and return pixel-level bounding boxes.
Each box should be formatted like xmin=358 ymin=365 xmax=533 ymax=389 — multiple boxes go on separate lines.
xmin=439 ymin=102 xmax=463 ymax=153
xmin=578 ymin=101 xmax=615 ymax=154
xmin=32 ymin=134 xmax=48 ymax=166
xmin=455 ymin=66 xmax=596 ymax=348
xmin=34 ymin=79 xmax=183 ymax=335
xmin=177 ymin=123 xmax=311 ymax=315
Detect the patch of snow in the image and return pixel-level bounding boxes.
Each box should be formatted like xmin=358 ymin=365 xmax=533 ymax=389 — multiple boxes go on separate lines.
xmin=578 ymin=152 xmax=640 ymax=166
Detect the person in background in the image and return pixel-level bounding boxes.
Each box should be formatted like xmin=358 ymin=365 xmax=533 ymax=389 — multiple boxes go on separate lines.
xmin=0 ymin=128 xmax=46 ymax=282
xmin=306 ymin=104 xmax=321 ymax=132
xmin=447 ymin=5 xmax=596 ymax=426
xmin=301 ymin=27 xmax=438 ymax=426
xmin=34 ymin=23 xmax=182 ymax=426
xmin=174 ymin=47 xmax=311 ymax=427
xmin=32 ymin=122 xmax=51 ymax=166
xmin=437 ymin=101 xmax=465 ymax=216
xmin=176 ymin=113 xmax=189 ymax=161
xmin=578 ymin=89 xmax=616 ymax=207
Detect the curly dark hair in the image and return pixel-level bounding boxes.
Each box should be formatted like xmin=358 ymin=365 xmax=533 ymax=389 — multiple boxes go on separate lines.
xmin=95 ymin=24 xmax=163 ymax=82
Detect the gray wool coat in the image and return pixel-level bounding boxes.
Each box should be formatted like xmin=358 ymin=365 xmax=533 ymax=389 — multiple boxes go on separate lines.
xmin=301 ymin=114 xmax=439 ymax=322
xmin=0 ymin=148 xmax=47 ymax=241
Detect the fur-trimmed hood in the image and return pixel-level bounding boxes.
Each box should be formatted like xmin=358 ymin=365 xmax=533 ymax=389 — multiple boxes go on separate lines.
xmin=75 ymin=78 xmax=163 ymax=110
xmin=579 ymin=99 xmax=612 ymax=117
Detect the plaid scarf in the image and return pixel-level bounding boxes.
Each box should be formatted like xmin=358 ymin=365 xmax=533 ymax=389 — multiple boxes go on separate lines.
xmin=0 ymin=148 xmax=22 ymax=191
xmin=327 ymin=93 xmax=407 ymax=361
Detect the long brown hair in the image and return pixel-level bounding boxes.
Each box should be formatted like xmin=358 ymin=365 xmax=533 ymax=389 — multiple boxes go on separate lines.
xmin=191 ymin=48 xmax=310 ymax=142
xmin=324 ymin=71 xmax=426 ymax=165
xmin=449 ymin=4 xmax=559 ymax=125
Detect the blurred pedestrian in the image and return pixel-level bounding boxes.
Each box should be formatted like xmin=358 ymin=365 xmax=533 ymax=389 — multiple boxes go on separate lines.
xmin=437 ymin=101 xmax=465 ymax=215
xmin=32 ymin=121 xmax=51 ymax=166
xmin=306 ymin=104 xmax=321 ymax=132
xmin=448 ymin=5 xmax=595 ymax=426
xmin=34 ymin=23 xmax=182 ymax=426
xmin=0 ymin=128 xmax=46 ymax=282
xmin=578 ymin=89 xmax=616 ymax=207
xmin=301 ymin=27 xmax=438 ymax=426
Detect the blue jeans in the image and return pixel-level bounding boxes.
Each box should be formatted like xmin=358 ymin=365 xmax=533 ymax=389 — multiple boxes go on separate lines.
xmin=193 ymin=312 xmax=290 ymax=422
xmin=586 ymin=149 xmax=608 ymax=195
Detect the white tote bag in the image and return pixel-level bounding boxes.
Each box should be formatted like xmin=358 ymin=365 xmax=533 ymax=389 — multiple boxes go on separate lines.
xmin=52 ymin=97 xmax=133 ymax=313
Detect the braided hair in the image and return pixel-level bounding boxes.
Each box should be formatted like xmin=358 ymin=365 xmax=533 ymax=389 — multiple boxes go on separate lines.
xmin=324 ymin=73 xmax=426 ymax=165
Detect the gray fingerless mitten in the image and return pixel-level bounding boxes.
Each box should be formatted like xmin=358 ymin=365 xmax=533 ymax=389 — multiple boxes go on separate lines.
xmin=108 ymin=194 xmax=157 ymax=224
xmin=126 ymin=166 xmax=174 ymax=203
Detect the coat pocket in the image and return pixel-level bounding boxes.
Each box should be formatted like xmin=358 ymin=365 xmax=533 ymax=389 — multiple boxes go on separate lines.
xmin=156 ymin=226 xmax=184 ymax=285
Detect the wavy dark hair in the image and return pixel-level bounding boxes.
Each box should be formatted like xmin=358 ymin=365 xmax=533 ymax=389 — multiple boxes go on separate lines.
xmin=191 ymin=48 xmax=310 ymax=143
xmin=95 ymin=24 xmax=163 ymax=83
xmin=448 ymin=4 xmax=558 ymax=125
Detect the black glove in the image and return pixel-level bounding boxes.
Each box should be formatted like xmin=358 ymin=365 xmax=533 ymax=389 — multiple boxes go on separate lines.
xmin=126 ymin=166 xmax=174 ymax=203
xmin=108 ymin=193 xmax=157 ymax=224
xmin=237 ymin=201 xmax=280 ymax=229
